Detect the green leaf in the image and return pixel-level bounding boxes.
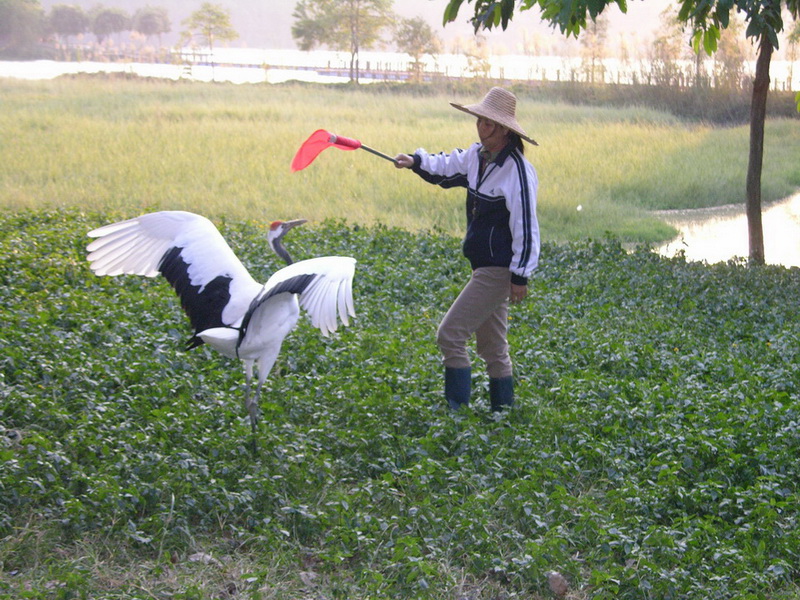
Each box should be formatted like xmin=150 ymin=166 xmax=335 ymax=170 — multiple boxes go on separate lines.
xmin=717 ymin=7 xmax=730 ymax=28
xmin=442 ymin=0 xmax=465 ymax=25
xmin=746 ymin=17 xmax=764 ymax=39
xmin=500 ymin=0 xmax=515 ymax=29
xmin=491 ymin=3 xmax=502 ymax=27
xmin=677 ymin=0 xmax=693 ymax=22
xmin=587 ymin=0 xmax=605 ymax=19
xmin=766 ymin=27 xmax=780 ymax=49
xmin=703 ymin=26 xmax=719 ymax=54
xmin=691 ymin=29 xmax=704 ymax=54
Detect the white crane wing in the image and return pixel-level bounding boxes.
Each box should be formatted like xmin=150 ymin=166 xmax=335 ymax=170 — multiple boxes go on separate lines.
xmin=87 ymin=211 xmax=253 ymax=284
xmin=252 ymin=256 xmax=357 ymax=337
xmin=86 ymin=211 xmax=262 ymax=335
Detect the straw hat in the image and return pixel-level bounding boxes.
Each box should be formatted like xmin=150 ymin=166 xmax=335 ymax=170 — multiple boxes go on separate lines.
xmin=450 ymin=87 xmax=537 ymax=146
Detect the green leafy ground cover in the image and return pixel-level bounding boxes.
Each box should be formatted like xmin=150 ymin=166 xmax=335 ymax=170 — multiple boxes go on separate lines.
xmin=1 ymin=210 xmax=800 ymax=599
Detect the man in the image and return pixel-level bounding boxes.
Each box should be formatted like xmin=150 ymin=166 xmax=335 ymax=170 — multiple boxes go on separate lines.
xmin=394 ymin=87 xmax=540 ymax=411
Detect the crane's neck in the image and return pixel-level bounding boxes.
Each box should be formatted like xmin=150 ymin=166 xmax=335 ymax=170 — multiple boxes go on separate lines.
xmin=272 ymin=241 xmax=293 ymax=265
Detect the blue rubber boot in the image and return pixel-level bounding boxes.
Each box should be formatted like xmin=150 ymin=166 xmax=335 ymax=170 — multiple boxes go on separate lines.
xmin=444 ymin=367 xmax=471 ymax=410
xmin=489 ymin=376 xmax=514 ymax=411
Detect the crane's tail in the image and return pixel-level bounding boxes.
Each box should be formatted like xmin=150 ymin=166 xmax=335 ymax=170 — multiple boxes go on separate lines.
xmin=197 ymin=327 xmax=240 ymax=359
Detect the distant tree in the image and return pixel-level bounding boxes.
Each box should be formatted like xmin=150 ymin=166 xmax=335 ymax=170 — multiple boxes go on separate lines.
xmin=0 ymin=0 xmax=44 ymax=57
xmin=648 ymin=8 xmax=690 ymax=87
xmin=521 ymin=30 xmax=550 ymax=56
xmin=713 ymin=16 xmax=747 ymax=89
xmin=180 ymin=3 xmax=237 ymax=52
xmin=91 ymin=7 xmax=130 ymax=45
xmin=132 ymin=6 xmax=171 ymax=47
xmin=49 ymin=4 xmax=88 ymax=47
xmin=691 ymin=30 xmax=709 ymax=87
xmin=394 ymin=16 xmax=440 ymax=83
xmin=180 ymin=2 xmax=237 ymax=78
xmin=449 ymin=34 xmax=467 ymax=55
xmin=292 ymin=0 xmax=394 ymax=83
xmin=464 ymin=35 xmax=492 ymax=78
xmin=617 ymin=32 xmax=633 ymax=68
xmin=788 ymin=20 xmax=800 ymax=88
xmin=579 ymin=14 xmax=608 ymax=83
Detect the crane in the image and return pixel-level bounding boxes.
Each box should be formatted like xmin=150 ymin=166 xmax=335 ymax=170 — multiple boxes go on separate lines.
xmin=86 ymin=211 xmax=356 ymax=440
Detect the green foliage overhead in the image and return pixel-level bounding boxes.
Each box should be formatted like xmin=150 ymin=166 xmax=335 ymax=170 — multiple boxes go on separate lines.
xmin=2 ymin=210 xmax=800 ymax=598
xmin=444 ymin=0 xmax=628 ymax=37
xmin=445 ymin=0 xmax=798 ymax=49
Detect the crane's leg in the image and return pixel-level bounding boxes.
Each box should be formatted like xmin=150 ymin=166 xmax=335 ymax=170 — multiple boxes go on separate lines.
xmin=243 ymin=361 xmax=259 ymax=453
xmin=243 ymin=361 xmax=255 ymax=425
xmin=249 ymin=381 xmax=263 ymax=434
xmin=243 ymin=348 xmax=281 ymax=455
xmin=245 ymin=369 xmax=270 ymax=457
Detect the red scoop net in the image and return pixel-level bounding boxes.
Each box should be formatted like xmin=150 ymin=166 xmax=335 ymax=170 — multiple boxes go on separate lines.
xmin=291 ymin=129 xmax=362 ymax=172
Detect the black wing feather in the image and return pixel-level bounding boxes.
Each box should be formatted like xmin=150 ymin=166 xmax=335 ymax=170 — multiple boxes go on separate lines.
xmin=158 ymin=247 xmax=233 ymax=349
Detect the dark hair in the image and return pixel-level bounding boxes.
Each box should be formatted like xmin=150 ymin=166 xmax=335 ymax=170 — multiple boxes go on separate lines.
xmin=509 ymin=132 xmax=524 ymax=155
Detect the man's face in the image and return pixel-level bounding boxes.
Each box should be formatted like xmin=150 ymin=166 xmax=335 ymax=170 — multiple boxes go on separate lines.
xmin=476 ymin=117 xmax=508 ymax=152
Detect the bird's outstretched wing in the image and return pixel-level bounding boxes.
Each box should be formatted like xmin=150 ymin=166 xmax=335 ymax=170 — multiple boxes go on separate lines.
xmin=243 ymin=256 xmax=357 ymax=340
xmin=86 ymin=211 xmax=263 ymax=342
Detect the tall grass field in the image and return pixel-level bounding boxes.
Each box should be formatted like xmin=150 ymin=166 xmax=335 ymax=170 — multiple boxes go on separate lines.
xmin=1 ymin=77 xmax=799 ymax=243
xmin=1 ymin=78 xmax=800 ymax=599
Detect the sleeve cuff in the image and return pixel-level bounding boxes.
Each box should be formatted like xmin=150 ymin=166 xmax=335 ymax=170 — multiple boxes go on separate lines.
xmin=511 ymin=274 xmax=528 ymax=286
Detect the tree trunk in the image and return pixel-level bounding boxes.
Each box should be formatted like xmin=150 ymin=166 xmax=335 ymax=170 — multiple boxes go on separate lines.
xmin=349 ymin=45 xmax=360 ymax=84
xmin=746 ymin=37 xmax=772 ymax=265
xmin=349 ymin=9 xmax=359 ymax=84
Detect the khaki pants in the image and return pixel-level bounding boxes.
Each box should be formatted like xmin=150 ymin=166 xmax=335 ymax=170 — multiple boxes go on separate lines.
xmin=436 ymin=267 xmax=512 ymax=379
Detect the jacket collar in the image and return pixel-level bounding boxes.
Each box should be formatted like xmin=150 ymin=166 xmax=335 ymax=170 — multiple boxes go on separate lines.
xmin=480 ymin=140 xmax=516 ymax=167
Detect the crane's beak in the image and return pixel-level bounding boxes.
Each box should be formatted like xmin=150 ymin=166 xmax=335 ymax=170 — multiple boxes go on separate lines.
xmin=277 ymin=219 xmax=307 ymax=241
xmin=284 ymin=218 xmax=307 ymax=230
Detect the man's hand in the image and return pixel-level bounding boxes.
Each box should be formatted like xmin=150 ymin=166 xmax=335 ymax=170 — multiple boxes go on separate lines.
xmin=394 ymin=154 xmax=413 ymax=168
xmin=510 ymin=283 xmax=527 ymax=304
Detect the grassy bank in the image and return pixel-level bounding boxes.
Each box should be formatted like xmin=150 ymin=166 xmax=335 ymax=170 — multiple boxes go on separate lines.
xmin=1 ymin=77 xmax=799 ymax=243
xmin=1 ymin=210 xmax=800 ymax=599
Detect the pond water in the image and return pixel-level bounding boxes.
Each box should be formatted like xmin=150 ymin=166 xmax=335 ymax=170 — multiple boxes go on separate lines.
xmin=656 ymin=192 xmax=800 ymax=268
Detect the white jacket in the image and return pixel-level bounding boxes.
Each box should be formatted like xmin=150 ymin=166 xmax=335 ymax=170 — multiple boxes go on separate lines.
xmin=412 ymin=141 xmax=540 ymax=283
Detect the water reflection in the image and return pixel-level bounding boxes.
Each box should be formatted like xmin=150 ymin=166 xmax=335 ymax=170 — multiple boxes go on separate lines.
xmin=656 ymin=192 xmax=800 ymax=268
